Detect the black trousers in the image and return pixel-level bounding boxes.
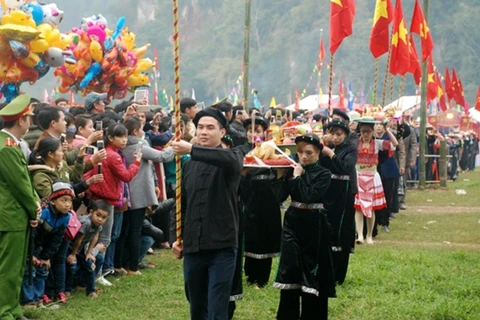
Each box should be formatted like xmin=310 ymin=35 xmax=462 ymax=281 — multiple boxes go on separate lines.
xmin=244 ymin=257 xmax=272 ymax=288
xmin=376 ymin=178 xmax=395 ymax=227
xmin=115 ymin=208 xmax=146 ymax=271
xmin=277 ymin=290 xmax=328 ymax=320
xmin=333 ymin=250 xmax=350 ymax=285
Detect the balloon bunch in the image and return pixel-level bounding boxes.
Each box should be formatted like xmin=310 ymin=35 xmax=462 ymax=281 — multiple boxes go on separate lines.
xmin=0 ymin=1 xmax=68 ymax=101
xmin=54 ymin=15 xmax=153 ymax=100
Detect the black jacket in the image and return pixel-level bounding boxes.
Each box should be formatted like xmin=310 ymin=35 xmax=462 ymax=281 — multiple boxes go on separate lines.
xmin=181 ymin=145 xmax=243 ymax=253
xmin=228 ymin=122 xmax=247 ymax=147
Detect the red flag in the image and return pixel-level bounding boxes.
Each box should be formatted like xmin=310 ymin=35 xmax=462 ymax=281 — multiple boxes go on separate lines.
xmin=68 ymin=91 xmax=75 ymax=105
xmin=464 ymin=99 xmax=470 ymax=116
xmin=457 ymin=79 xmax=466 ymax=108
xmin=410 ymin=0 xmax=434 ymax=61
xmin=295 ymin=89 xmax=300 ymax=111
xmin=444 ymin=68 xmax=453 ymax=102
xmin=319 ymin=39 xmax=326 ymax=62
xmin=330 ymin=0 xmax=356 ymax=55
xmin=435 ymin=71 xmax=447 ymax=111
xmin=389 ymin=0 xmax=410 ymax=76
xmin=317 ymin=39 xmax=326 ymax=70
xmin=369 ymin=0 xmax=394 ymax=58
xmin=339 ymin=77 xmax=345 ymax=110
xmin=452 ymin=68 xmax=459 ymax=102
xmin=474 ymin=87 xmax=480 ymax=112
xmin=408 ymin=34 xmax=421 ymax=85
xmin=426 ymin=55 xmax=437 ymax=105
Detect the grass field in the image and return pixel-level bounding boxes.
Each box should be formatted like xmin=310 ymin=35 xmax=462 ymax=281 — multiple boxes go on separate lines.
xmin=27 ymin=172 xmax=480 ymax=320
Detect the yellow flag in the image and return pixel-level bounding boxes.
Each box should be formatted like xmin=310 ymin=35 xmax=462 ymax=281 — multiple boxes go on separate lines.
xmin=270 ymin=97 xmax=276 ymax=107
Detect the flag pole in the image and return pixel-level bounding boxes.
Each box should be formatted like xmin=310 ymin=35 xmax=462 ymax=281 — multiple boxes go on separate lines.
xmin=419 ymin=0 xmax=429 ymax=188
xmin=373 ymin=59 xmax=379 ymax=107
xmin=328 ymin=54 xmax=334 ymax=116
xmin=382 ymin=32 xmax=393 ymax=106
xmin=242 ymin=0 xmax=252 ymax=113
xmin=398 ymin=75 xmax=406 ymax=106
xmin=172 ymin=0 xmax=182 ymax=244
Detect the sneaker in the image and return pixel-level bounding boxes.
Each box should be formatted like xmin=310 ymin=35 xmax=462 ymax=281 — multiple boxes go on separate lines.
xmin=57 ymin=292 xmax=67 ymax=304
xmin=88 ymin=292 xmax=98 ymax=299
xmin=102 ymin=269 xmax=114 ymax=277
xmin=96 ymin=276 xmax=113 ymax=286
xmin=399 ymin=204 xmax=406 ymax=210
xmin=127 ymin=270 xmax=142 ymax=276
xmin=114 ymin=268 xmax=128 ymax=275
xmin=139 ymin=261 xmax=155 ymax=269
xmin=23 ymin=302 xmax=39 ymax=309
xmin=382 ymin=225 xmax=390 ymax=233
xmin=41 ymin=294 xmax=52 ymax=304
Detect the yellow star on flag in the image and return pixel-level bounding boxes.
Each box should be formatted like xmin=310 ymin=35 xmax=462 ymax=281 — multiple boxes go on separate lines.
xmin=331 ymin=0 xmax=343 ymax=7
xmin=373 ymin=0 xmax=389 ymax=26
xmin=392 ymin=32 xmax=398 ymax=46
xmin=428 ymin=73 xmax=435 ymax=83
xmin=420 ymin=20 xmax=430 ymax=39
xmin=398 ymin=19 xmax=408 ymax=44
xmin=392 ymin=20 xmax=408 ymax=46
xmin=438 ymin=86 xmax=443 ymax=96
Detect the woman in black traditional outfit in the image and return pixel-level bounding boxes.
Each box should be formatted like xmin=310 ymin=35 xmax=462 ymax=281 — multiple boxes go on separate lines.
xmin=237 ymin=117 xmax=285 ymax=288
xmin=321 ymin=120 xmax=357 ymax=285
xmin=274 ymin=134 xmax=334 ymax=320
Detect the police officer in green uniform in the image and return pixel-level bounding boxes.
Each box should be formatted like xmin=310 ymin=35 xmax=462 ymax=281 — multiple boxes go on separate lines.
xmin=0 ymin=94 xmax=41 ymax=320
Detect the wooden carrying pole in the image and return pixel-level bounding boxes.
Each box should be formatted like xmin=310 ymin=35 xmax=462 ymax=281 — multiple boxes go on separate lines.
xmin=173 ymin=0 xmax=182 ymax=243
xmin=243 ymin=0 xmax=251 ymax=112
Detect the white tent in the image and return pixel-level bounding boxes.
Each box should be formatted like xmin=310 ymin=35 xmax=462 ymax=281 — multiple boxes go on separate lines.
xmin=383 ymin=95 xmax=421 ymax=112
xmin=286 ymin=94 xmax=339 ymax=111
xmin=469 ymin=108 xmax=480 ymax=123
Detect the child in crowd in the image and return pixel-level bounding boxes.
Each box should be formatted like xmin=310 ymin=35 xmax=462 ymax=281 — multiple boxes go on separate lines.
xmin=66 ymin=200 xmax=110 ymax=298
xmin=21 ymin=181 xmax=74 ymax=308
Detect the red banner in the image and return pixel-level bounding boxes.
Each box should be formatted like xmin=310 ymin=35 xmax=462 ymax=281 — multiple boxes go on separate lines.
xmin=460 ymin=116 xmax=470 ymax=131
xmin=427 ymin=115 xmax=437 ymax=126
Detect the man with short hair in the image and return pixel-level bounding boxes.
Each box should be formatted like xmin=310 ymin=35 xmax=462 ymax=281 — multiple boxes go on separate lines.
xmin=171 ymin=107 xmax=243 ymax=320
xmin=180 ymin=97 xmax=198 ymax=120
xmin=34 ymin=106 xmax=67 ymax=150
xmin=55 ymin=98 xmax=69 ymax=110
xmin=217 ymin=101 xmax=247 ymax=147
xmin=85 ymin=92 xmax=107 ymax=118
xmin=231 ymin=106 xmax=248 ymax=133
xmin=0 ymin=94 xmax=41 ymax=320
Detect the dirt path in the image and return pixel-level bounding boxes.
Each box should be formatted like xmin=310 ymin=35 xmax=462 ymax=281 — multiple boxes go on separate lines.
xmin=403 ymin=206 xmax=479 ymax=214
xmin=375 ymin=239 xmax=480 ymax=251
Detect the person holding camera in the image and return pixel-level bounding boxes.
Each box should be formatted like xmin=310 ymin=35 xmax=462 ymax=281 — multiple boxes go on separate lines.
xmin=85 ymin=124 xmax=142 ymax=278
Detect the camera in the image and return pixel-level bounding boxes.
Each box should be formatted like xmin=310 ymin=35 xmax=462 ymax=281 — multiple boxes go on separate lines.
xmin=97 ymin=140 xmax=104 ymax=150
xmin=86 ymin=147 xmax=95 ymax=155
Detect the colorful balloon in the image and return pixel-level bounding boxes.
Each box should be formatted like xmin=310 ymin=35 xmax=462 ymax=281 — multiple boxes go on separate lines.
xmin=89 ymin=40 xmax=103 ymax=62
xmin=40 ymin=3 xmax=64 ymax=27
xmin=21 ymin=2 xmax=43 ymax=26
xmin=1 ymin=10 xmax=36 ymax=28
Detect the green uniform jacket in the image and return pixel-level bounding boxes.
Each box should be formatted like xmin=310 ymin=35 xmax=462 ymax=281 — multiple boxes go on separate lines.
xmin=28 ymin=159 xmax=85 ymax=199
xmin=0 ymin=132 xmax=39 ymax=231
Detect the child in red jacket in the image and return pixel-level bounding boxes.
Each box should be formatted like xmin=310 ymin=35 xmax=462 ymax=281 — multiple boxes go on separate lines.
xmin=85 ymin=124 xmax=142 ymax=259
